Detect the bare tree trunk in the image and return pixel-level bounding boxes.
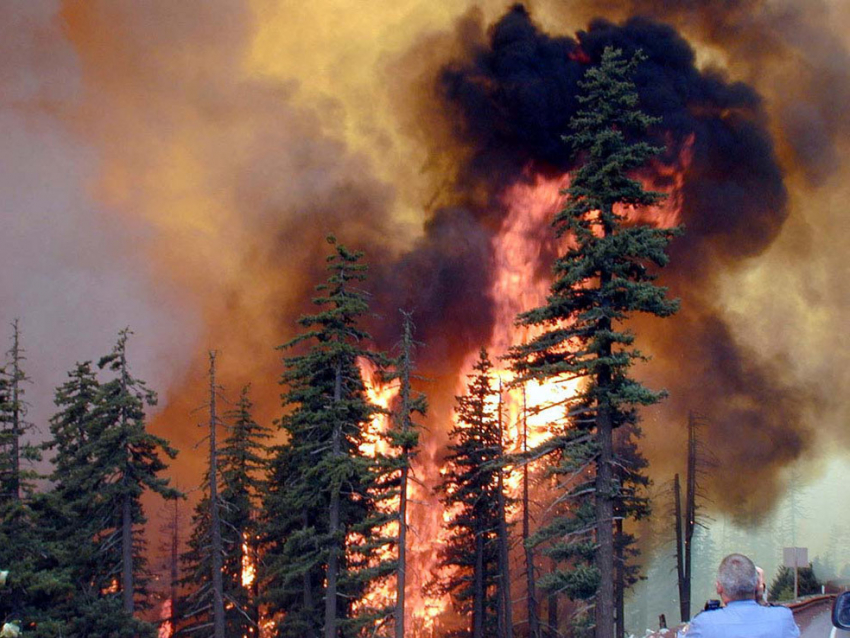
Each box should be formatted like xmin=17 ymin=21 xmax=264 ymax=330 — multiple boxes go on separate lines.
xmin=614 ymin=518 xmax=624 ymax=638
xmin=497 ymin=382 xmax=514 ymax=638
xmin=170 ymin=497 xmax=180 ymax=632
xmin=683 ymin=414 xmax=697 ymax=621
xmin=208 ymin=353 xmax=226 ymax=638
xmin=395 ymin=313 xmax=415 ymax=638
xmin=523 ymin=387 xmax=540 ymax=638
xmin=674 ymin=474 xmax=687 ymax=623
xmin=324 ymin=360 xmax=344 ymax=638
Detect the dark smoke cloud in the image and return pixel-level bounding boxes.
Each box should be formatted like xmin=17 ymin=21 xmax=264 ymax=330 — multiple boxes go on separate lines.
xmin=377 ymin=4 xmax=810 ymax=515
xmin=563 ymin=0 xmax=850 ymax=185
xmin=370 ymin=207 xmax=495 ymax=373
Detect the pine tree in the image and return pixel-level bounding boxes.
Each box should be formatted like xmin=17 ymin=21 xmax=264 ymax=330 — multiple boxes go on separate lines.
xmin=261 ymin=237 xmax=394 ymax=638
xmin=94 ymin=329 xmax=181 ymax=621
xmin=219 ymin=384 xmax=270 ymax=636
xmin=508 ymin=47 xmax=679 ymax=638
xmin=436 ymin=349 xmax=512 ymax=638
xmin=180 ymin=363 xmax=271 ymax=638
xmin=30 ymin=359 xmax=156 ymax=637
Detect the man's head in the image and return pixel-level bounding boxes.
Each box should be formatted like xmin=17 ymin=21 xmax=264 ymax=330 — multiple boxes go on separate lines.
xmin=716 ymin=553 xmax=759 ymax=603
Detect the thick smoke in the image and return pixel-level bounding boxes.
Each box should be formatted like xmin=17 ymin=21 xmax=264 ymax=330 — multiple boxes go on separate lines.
xmin=0 ymin=1 xmax=196 ymax=432
xmin=5 ymin=0 xmax=847 ymax=534
xmin=373 ymin=5 xmax=821 ymax=515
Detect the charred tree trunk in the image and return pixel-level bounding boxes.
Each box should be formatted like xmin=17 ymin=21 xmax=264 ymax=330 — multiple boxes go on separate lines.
xmin=323 ymin=360 xmax=344 ymax=638
xmin=523 ymin=387 xmax=541 ymax=638
xmin=208 ymin=353 xmax=226 ymax=638
xmin=674 ymin=473 xmax=687 ymax=622
xmin=170 ymin=497 xmax=180 ymax=633
xmin=683 ymin=413 xmax=697 ymax=621
xmin=496 ymin=382 xmax=514 ymax=638
xmin=395 ymin=313 xmax=415 ymax=638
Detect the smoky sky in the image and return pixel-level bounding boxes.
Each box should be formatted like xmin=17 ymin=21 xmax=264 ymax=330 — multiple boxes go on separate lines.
xmin=367 ymin=4 xmax=811 ymax=515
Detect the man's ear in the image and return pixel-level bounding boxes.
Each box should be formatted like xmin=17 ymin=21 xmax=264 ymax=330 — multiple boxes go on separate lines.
xmin=715 ymin=580 xmax=723 ymax=596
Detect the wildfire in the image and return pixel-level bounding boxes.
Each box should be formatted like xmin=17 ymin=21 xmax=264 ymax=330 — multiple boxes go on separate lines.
xmin=158 ymin=599 xmax=173 ymax=638
xmin=241 ymin=534 xmax=256 ymax=588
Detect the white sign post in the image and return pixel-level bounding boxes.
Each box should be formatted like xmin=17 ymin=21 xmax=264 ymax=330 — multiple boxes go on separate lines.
xmin=783 ymin=547 xmax=808 ymax=599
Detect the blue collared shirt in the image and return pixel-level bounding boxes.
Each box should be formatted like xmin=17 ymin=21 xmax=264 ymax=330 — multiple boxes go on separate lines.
xmin=683 ymin=600 xmax=800 ymax=638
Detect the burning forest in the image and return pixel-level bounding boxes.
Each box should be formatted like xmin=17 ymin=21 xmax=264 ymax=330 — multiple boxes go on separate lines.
xmin=2 ymin=0 xmax=850 ymax=637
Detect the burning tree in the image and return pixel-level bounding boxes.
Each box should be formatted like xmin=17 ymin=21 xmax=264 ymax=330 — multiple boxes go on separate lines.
xmin=435 ymin=349 xmax=513 ymax=638
xmin=180 ymin=373 xmax=269 ymax=638
xmin=260 ymin=237 xmax=395 ymax=638
xmin=509 ymin=47 xmax=679 ymax=638
xmin=383 ymin=311 xmax=427 ymax=638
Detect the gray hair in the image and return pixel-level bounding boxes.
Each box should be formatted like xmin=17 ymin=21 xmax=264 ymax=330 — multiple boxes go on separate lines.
xmin=718 ymin=553 xmax=758 ymax=601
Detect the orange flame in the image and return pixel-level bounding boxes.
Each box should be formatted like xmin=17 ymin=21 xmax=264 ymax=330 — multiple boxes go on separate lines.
xmin=158 ymin=599 xmax=173 ymax=638
xmin=241 ymin=535 xmax=256 ymax=589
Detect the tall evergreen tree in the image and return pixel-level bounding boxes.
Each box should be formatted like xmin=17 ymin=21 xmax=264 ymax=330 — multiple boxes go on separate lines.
xmin=180 ymin=357 xmax=269 ymax=638
xmin=261 ymin=237 xmax=394 ymax=638
xmin=436 ymin=349 xmax=512 ymax=638
xmin=220 ymin=384 xmax=269 ymax=636
xmin=0 ymin=320 xmax=38 ymax=502
xmin=94 ymin=329 xmax=181 ymax=620
xmin=385 ymin=311 xmax=426 ymax=638
xmin=508 ymin=47 xmax=679 ymax=638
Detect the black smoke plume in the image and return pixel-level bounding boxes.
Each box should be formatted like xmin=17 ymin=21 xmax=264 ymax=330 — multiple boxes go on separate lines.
xmin=370 ymin=4 xmax=811 ymax=515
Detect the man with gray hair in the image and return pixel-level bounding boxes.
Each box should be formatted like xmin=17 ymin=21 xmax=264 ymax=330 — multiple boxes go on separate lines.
xmin=683 ymin=553 xmax=800 ymax=638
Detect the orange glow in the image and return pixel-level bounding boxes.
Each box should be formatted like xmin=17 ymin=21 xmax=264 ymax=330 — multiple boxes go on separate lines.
xmin=359 ymin=357 xmax=400 ymax=458
xmin=241 ymin=535 xmax=256 ymax=588
xmin=158 ymin=599 xmax=173 ymax=638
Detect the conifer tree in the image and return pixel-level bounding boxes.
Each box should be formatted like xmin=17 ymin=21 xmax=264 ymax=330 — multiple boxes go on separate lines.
xmin=436 ymin=349 xmax=512 ymax=638
xmin=385 ymin=311 xmax=426 ymax=638
xmin=261 ymin=237 xmax=394 ymax=638
xmin=219 ymin=385 xmax=269 ymax=636
xmin=509 ymin=47 xmax=679 ymax=637
xmin=179 ymin=382 xmax=268 ymax=636
xmin=0 ymin=320 xmax=38 ymax=502
xmin=32 ymin=359 xmax=156 ymax=637
xmin=94 ymin=329 xmax=181 ymax=619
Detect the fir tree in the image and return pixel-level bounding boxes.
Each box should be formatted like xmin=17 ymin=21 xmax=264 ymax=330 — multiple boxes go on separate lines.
xmin=0 ymin=320 xmax=39 ymax=502
xmin=508 ymin=47 xmax=679 ymax=637
xmin=182 ymin=382 xmax=270 ymax=637
xmin=219 ymin=384 xmax=270 ymax=636
xmin=436 ymin=349 xmax=512 ymax=638
xmin=94 ymin=330 xmax=181 ymax=620
xmin=261 ymin=237 xmax=394 ymax=638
